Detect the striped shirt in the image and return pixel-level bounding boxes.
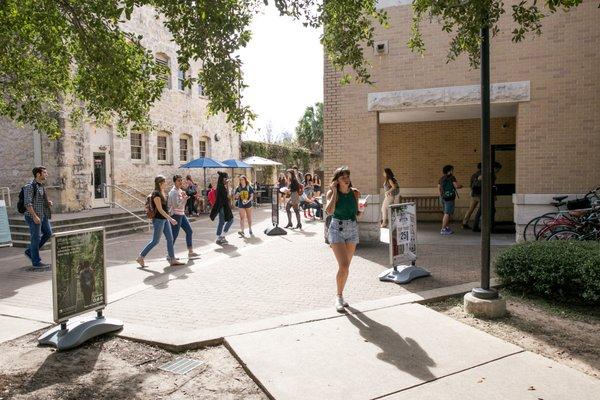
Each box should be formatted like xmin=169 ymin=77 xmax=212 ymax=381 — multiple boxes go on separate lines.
xmin=168 ymin=187 xmax=187 ymax=216
xmin=23 ymin=180 xmax=49 ymax=219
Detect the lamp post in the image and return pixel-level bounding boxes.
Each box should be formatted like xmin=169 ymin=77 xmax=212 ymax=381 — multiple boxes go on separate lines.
xmin=471 ymin=22 xmax=498 ymax=300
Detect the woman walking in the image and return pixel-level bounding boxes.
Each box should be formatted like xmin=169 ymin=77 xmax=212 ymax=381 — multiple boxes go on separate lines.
xmin=210 ymin=172 xmax=234 ymax=244
xmin=380 ymin=168 xmax=400 ymax=228
xmin=277 ymin=173 xmax=287 ymax=210
xmin=326 ymin=166 xmax=363 ymax=312
xmin=284 ymin=169 xmax=302 ymax=229
xmin=235 ymin=175 xmax=255 ymax=237
xmin=137 ymin=175 xmax=184 ymax=267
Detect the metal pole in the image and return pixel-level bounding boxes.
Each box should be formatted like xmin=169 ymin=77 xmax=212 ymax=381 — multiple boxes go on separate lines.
xmin=472 ymin=23 xmax=497 ymax=300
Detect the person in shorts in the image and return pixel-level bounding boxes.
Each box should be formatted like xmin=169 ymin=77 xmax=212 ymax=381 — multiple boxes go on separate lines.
xmin=325 ymin=166 xmax=364 ymax=312
xmin=234 ymin=175 xmax=254 ymax=237
xmin=438 ymin=165 xmax=462 ymax=235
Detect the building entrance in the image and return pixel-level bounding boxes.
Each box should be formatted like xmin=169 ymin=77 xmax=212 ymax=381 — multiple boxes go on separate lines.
xmin=92 ymin=152 xmax=109 ymax=208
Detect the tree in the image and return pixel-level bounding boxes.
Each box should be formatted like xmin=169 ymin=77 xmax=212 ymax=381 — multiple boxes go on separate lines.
xmin=1 ymin=0 xmax=387 ymax=138
xmin=408 ymin=0 xmax=587 ymax=67
xmin=2 ymin=1 xmax=589 ymax=139
xmin=295 ymin=102 xmax=323 ymax=152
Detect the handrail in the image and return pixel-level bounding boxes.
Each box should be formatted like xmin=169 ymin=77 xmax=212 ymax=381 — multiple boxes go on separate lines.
xmin=104 ymin=183 xmax=145 ymax=207
xmin=102 ymin=183 xmax=150 ymax=230
xmin=116 ymin=183 xmax=147 ymax=199
xmin=0 ymin=187 xmax=10 ymax=207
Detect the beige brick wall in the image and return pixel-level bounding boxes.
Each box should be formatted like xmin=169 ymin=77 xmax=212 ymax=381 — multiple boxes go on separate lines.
xmin=0 ymin=5 xmax=240 ymax=213
xmin=379 ymin=118 xmax=516 ymax=188
xmin=324 ymin=0 xmax=600 ymax=199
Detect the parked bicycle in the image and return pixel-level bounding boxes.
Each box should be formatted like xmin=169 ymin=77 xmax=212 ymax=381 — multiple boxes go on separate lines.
xmin=523 ymin=186 xmax=600 ymax=241
xmin=545 ymin=206 xmax=600 ymax=241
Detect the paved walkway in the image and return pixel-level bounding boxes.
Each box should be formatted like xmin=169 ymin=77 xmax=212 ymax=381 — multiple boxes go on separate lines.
xmin=227 ymin=303 xmax=600 ymax=399
xmin=0 ymin=209 xmax=512 ymax=343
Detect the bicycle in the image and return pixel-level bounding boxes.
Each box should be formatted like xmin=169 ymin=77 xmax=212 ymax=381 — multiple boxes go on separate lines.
xmin=546 ymin=207 xmax=600 ymax=241
xmin=523 ymin=186 xmax=600 ymax=241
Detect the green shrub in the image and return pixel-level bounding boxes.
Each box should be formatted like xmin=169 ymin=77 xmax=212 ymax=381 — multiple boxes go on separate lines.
xmin=495 ymin=241 xmax=600 ymax=305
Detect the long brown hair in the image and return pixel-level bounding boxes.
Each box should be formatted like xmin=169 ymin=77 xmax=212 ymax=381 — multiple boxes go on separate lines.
xmin=154 ymin=175 xmax=166 ymax=200
xmin=331 ymin=166 xmax=353 ymax=189
xmin=238 ymin=175 xmax=250 ymax=188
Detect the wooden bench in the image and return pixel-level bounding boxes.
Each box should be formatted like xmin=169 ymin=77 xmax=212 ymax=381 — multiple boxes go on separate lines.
xmin=399 ymin=195 xmax=442 ymax=214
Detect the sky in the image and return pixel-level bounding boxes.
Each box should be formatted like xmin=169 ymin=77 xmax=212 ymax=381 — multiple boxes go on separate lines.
xmin=239 ymin=6 xmax=323 ymax=142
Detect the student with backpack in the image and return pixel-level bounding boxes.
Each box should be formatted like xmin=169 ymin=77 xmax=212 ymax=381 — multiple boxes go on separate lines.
xmin=438 ymin=165 xmax=463 ymax=235
xmin=19 ymin=166 xmax=53 ymax=269
xmin=136 ymin=175 xmax=184 ymax=267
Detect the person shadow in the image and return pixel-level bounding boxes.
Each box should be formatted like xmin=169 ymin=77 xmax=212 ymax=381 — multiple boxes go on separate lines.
xmin=214 ymin=243 xmax=241 ymax=257
xmin=140 ymin=260 xmax=194 ymax=288
xmin=345 ymin=307 xmax=436 ymax=382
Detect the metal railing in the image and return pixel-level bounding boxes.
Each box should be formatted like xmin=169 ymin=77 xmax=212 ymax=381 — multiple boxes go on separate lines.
xmin=0 ymin=187 xmax=11 ymax=207
xmin=102 ymin=183 xmax=150 ymax=230
xmin=115 ymin=183 xmax=147 ymax=200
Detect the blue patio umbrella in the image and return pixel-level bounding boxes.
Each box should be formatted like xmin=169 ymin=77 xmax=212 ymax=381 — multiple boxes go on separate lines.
xmin=222 ymin=159 xmax=252 ymax=169
xmin=181 ymin=157 xmax=228 ymax=189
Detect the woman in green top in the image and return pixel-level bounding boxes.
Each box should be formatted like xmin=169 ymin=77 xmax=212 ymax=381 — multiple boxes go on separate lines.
xmin=325 ymin=166 xmax=365 ymax=312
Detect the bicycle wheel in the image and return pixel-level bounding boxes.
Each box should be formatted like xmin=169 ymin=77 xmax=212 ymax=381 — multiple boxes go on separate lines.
xmin=522 ymin=216 xmax=542 ymax=241
xmin=533 ymin=212 xmax=560 ymax=240
xmin=547 ymin=228 xmax=582 ymax=241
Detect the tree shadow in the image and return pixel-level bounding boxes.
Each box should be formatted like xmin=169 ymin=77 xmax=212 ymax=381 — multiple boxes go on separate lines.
xmin=345 ymin=307 xmax=436 ymax=382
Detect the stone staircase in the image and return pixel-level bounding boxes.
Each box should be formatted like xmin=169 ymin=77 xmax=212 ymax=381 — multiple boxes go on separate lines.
xmin=8 ymin=208 xmax=151 ymax=249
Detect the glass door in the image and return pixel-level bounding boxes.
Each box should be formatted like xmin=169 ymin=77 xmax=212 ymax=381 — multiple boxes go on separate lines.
xmin=92 ymin=152 xmax=108 ymax=208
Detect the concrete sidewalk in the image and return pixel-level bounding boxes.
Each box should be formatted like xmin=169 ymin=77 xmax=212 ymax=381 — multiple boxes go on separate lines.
xmin=226 ymin=303 xmax=600 ymax=400
xmin=0 ymin=208 xmax=512 ymax=346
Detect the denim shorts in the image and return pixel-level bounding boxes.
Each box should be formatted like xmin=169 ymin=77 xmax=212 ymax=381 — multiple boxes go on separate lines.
xmin=442 ymin=199 xmax=455 ymax=215
xmin=328 ymin=218 xmax=359 ymax=244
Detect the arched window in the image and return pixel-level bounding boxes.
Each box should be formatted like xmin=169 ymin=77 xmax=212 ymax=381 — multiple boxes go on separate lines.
xmin=157 ymin=131 xmax=172 ymax=164
xmin=179 ymin=134 xmax=192 ymax=163
xmin=155 ymin=52 xmax=171 ymax=89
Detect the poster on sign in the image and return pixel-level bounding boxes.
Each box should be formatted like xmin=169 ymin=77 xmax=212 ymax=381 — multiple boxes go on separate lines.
xmin=389 ymin=202 xmax=417 ymax=267
xmin=52 ymin=227 xmax=107 ymax=323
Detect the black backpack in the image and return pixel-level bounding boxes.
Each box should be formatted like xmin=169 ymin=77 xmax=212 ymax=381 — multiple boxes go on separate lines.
xmin=17 ymin=182 xmax=37 ymax=214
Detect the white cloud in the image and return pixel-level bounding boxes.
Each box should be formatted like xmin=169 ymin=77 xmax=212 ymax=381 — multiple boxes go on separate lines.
xmin=239 ymin=6 xmax=323 ymax=141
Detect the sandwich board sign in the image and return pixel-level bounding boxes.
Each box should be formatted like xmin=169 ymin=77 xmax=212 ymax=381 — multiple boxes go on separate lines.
xmin=379 ymin=202 xmax=430 ymax=284
xmin=0 ymin=200 xmax=12 ymax=247
xmin=38 ymin=227 xmax=122 ymax=350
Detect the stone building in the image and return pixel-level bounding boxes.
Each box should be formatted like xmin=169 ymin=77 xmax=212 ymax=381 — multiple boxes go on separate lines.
xmin=0 ymin=6 xmax=239 ymax=213
xmin=324 ymin=0 xmax=600 ymax=241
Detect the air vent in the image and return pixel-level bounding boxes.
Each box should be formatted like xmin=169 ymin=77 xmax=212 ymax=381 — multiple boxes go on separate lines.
xmin=374 ymin=41 xmax=389 ymax=55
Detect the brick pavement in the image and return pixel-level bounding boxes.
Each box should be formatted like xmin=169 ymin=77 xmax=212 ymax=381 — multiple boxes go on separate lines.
xmin=0 ymin=209 xmax=512 ymax=342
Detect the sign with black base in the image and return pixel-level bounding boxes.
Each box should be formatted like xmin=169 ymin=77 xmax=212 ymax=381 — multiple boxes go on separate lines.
xmin=265 ymin=187 xmax=287 ymax=236
xmin=0 ymin=200 xmax=12 ymax=248
xmin=38 ymin=227 xmax=123 ymax=351
xmin=379 ymin=202 xmax=430 ymax=284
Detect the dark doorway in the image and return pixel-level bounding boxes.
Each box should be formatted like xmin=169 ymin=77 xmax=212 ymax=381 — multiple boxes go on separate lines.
xmin=93 ymin=153 xmax=107 ymax=200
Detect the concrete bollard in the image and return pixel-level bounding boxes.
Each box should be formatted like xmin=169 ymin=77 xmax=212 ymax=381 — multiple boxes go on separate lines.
xmin=464 ymin=292 xmax=507 ymax=318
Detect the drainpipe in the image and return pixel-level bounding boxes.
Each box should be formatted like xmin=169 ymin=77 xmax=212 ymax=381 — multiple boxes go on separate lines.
xmin=33 ymin=131 xmax=42 ymax=166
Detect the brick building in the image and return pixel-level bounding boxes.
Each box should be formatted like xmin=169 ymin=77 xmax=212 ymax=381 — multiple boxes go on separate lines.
xmin=0 ymin=6 xmax=239 ymax=213
xmin=324 ymin=0 xmax=600 ymax=241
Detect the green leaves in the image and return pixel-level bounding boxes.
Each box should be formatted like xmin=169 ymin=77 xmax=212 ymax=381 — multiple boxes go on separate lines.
xmin=408 ymin=0 xmax=585 ymax=68
xmin=295 ymin=102 xmax=323 ymax=151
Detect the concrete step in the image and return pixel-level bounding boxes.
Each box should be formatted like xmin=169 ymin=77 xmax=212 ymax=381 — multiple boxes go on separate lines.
xmin=8 ymin=210 xmax=146 ymax=227
xmin=9 ymin=214 xmax=149 ymax=233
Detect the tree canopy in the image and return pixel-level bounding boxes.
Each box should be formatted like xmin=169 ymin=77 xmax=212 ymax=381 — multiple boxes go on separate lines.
xmin=295 ymin=102 xmax=323 ymax=152
xmin=0 ymin=1 xmax=590 ymax=139
xmin=408 ymin=0 xmax=586 ymax=67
